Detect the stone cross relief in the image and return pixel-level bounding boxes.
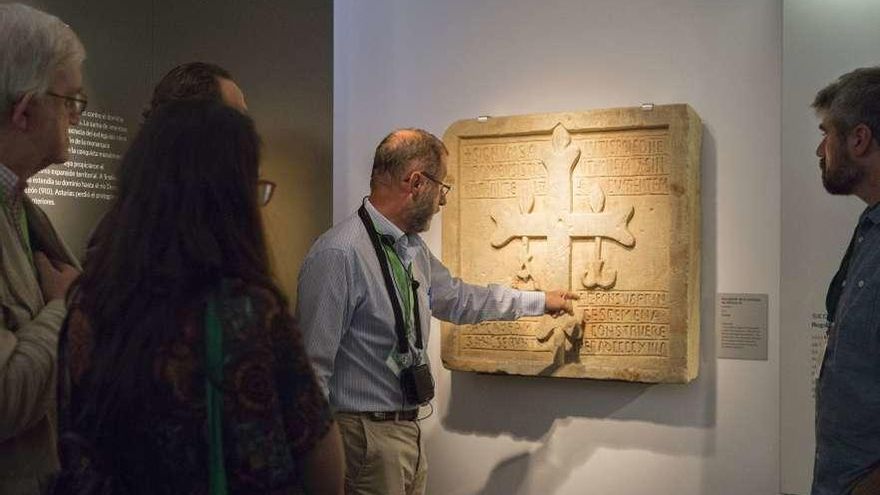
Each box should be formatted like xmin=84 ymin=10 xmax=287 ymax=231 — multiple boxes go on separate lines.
xmin=489 ymin=123 xmax=636 ymax=366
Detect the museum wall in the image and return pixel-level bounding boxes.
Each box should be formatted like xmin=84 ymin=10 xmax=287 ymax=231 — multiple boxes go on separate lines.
xmin=780 ymin=1 xmax=880 ymax=493
xmin=17 ymin=0 xmax=151 ymax=259
xmin=17 ymin=0 xmax=332 ymax=301
xmin=149 ymin=0 xmax=333 ymax=303
xmin=334 ymin=1 xmax=781 ymax=494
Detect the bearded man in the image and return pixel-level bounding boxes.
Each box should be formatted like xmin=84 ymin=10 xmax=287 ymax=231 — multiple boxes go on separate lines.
xmin=297 ymin=128 xmax=577 ymax=495
xmin=812 ymin=66 xmax=880 ymax=495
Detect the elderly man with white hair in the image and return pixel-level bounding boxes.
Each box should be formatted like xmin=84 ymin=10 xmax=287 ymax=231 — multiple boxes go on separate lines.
xmin=0 ymin=4 xmax=84 ymax=493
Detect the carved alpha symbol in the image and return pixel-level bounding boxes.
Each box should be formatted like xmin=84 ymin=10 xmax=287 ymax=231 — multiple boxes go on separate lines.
xmin=490 ymin=123 xmax=635 ymax=290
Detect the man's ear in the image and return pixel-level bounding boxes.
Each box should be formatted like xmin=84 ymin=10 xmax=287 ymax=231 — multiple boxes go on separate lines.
xmin=404 ymin=169 xmax=423 ymax=195
xmin=10 ymin=93 xmax=34 ymax=131
xmin=848 ymin=123 xmax=875 ymax=157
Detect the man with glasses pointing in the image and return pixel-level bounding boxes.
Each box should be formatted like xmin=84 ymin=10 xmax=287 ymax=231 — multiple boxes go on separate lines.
xmin=0 ymin=4 xmax=85 ymax=493
xmin=297 ymin=128 xmax=577 ymax=495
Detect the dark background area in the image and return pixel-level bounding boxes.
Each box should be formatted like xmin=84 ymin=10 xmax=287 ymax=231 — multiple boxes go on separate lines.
xmin=19 ymin=0 xmax=332 ymax=301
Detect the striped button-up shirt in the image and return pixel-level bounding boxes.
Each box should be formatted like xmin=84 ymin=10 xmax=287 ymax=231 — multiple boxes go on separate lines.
xmin=296 ymin=199 xmax=545 ymax=412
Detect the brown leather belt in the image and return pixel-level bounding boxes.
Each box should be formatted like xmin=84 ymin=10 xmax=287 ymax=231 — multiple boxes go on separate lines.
xmin=362 ymin=410 xmax=419 ymax=422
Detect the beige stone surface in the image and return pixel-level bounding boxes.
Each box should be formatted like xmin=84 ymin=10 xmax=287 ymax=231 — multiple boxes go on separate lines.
xmin=441 ymin=105 xmax=701 ymax=383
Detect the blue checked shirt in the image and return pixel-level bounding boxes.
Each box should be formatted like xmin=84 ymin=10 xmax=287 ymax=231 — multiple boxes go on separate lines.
xmin=0 ymin=162 xmax=27 ymax=247
xmin=0 ymin=162 xmax=19 ymax=197
xmin=814 ymin=204 xmax=880 ymax=495
xmin=296 ymin=199 xmax=545 ymax=412
xmin=0 ymin=162 xmax=22 ymax=214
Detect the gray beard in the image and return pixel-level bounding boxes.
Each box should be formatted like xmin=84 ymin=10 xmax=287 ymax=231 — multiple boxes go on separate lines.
xmin=407 ymin=194 xmax=435 ymax=233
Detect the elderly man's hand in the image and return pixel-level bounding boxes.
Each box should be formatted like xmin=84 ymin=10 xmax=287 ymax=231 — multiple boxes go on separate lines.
xmin=544 ymin=290 xmax=579 ymax=317
xmin=35 ymin=252 xmax=79 ymax=302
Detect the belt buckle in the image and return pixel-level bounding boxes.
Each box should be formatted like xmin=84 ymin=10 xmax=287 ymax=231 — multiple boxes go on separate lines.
xmin=367 ymin=411 xmax=393 ymax=422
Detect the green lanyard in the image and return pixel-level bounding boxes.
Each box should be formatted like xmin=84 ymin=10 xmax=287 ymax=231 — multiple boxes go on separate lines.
xmin=381 ymin=240 xmax=414 ymax=338
xmin=205 ymin=297 xmax=228 ymax=495
xmin=357 ymin=204 xmax=424 ymax=355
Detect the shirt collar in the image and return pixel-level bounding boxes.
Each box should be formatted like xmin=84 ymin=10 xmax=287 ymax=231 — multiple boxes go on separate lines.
xmin=364 ymin=198 xmax=408 ymax=246
xmin=861 ymin=201 xmax=880 ymax=227
xmin=0 ymin=162 xmax=24 ymax=207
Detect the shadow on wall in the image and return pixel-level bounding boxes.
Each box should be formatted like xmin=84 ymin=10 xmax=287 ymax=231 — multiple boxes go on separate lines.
xmin=437 ymin=125 xmax=719 ymax=495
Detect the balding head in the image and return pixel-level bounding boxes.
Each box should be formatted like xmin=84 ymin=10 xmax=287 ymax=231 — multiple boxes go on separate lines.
xmin=370 ymin=128 xmax=447 ymax=190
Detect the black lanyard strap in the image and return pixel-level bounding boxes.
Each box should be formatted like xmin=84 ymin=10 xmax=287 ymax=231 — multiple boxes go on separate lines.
xmin=411 ymin=278 xmax=423 ymax=350
xmin=357 ymin=204 xmax=424 ymax=353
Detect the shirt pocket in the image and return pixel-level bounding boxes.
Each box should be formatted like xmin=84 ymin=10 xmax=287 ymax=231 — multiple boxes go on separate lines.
xmin=834 ymin=275 xmax=880 ymax=372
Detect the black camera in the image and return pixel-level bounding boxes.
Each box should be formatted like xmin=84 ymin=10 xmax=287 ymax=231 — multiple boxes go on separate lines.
xmin=400 ymin=363 xmax=434 ymax=405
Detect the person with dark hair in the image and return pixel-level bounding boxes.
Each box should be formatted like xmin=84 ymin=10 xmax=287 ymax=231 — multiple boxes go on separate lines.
xmin=812 ymin=66 xmax=880 ymax=495
xmin=0 ymin=4 xmax=85 ymax=493
xmin=55 ymin=100 xmax=343 ymax=494
xmin=296 ymin=128 xmax=577 ymax=495
xmin=144 ymin=61 xmax=246 ymax=118
xmin=86 ymin=61 xmax=251 ymax=261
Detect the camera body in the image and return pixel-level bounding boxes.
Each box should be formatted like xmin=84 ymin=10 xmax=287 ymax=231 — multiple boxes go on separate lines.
xmin=400 ymin=362 xmax=434 ymax=405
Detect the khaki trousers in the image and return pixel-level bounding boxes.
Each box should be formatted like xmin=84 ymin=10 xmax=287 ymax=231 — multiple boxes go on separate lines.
xmin=336 ymin=413 xmax=427 ymax=495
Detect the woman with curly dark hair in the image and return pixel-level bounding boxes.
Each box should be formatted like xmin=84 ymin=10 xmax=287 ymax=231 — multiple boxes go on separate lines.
xmin=53 ymin=99 xmax=343 ymax=494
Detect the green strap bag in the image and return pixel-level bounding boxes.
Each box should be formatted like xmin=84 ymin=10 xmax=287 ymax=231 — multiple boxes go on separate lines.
xmin=205 ymin=296 xmax=228 ymax=495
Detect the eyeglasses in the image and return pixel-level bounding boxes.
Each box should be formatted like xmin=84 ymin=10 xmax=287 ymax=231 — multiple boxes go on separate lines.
xmin=258 ymin=179 xmax=276 ymax=206
xmin=46 ymin=91 xmax=88 ymax=115
xmin=419 ymin=171 xmax=452 ymax=197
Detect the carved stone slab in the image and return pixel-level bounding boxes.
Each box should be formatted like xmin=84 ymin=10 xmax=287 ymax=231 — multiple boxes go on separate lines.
xmin=441 ymin=105 xmax=701 ymax=383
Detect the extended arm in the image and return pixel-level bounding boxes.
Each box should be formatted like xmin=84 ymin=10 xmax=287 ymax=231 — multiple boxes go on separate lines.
xmin=427 ymin=251 xmax=545 ymax=324
xmin=427 ymin=250 xmax=577 ymax=323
